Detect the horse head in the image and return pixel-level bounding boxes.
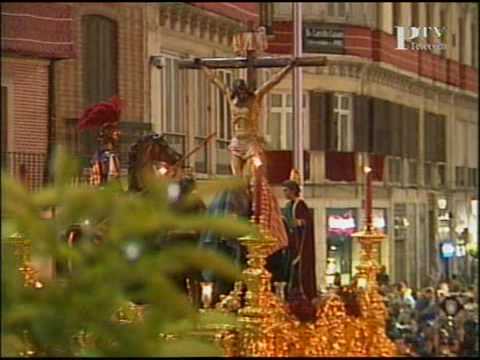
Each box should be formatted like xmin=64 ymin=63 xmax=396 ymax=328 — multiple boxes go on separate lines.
xmin=128 ymin=133 xmax=183 ymax=192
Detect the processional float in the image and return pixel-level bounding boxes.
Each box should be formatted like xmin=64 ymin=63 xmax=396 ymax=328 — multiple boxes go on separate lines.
xmin=154 ymin=27 xmax=399 ymax=357
xmin=8 ymin=27 xmax=399 ymax=357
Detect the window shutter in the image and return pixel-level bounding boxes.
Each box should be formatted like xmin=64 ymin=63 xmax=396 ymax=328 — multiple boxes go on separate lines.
xmin=405 ymin=107 xmax=419 ymax=159
xmin=401 ymin=105 xmax=408 ymax=158
xmin=372 ymin=98 xmax=391 ymax=155
xmin=424 ymin=112 xmax=431 ymax=161
xmin=372 ymin=97 xmax=383 ymax=154
xmin=309 ymin=92 xmax=332 ymax=150
xmin=437 ymin=115 xmax=446 ymax=162
xmin=383 ymin=100 xmax=392 ymax=156
xmin=353 ymin=95 xmax=371 ymax=152
xmin=391 ymin=102 xmax=402 ymax=156
xmin=325 ymin=93 xmax=336 ymax=151
xmin=83 ymin=15 xmax=118 ymax=107
xmin=424 ymin=112 xmax=446 ymax=163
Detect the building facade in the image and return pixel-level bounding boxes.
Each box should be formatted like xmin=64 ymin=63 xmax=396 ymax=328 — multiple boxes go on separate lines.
xmin=3 ymin=3 xmax=477 ymax=291
xmin=1 ymin=3 xmax=75 ymax=190
xmin=143 ymin=2 xmax=479 ymax=290
xmin=261 ymin=2 xmax=478 ymax=290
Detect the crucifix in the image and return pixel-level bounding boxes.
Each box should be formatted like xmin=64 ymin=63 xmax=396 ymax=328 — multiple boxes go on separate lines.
xmin=151 ymin=25 xmax=327 ymax=178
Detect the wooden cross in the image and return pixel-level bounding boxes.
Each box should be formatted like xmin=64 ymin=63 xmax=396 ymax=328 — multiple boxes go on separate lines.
xmin=151 ymin=27 xmax=327 ymax=92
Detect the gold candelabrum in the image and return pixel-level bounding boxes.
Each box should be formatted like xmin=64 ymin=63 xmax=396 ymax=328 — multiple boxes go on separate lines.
xmin=201 ymin=221 xmax=398 ymax=356
xmin=7 ymin=232 xmax=44 ymax=289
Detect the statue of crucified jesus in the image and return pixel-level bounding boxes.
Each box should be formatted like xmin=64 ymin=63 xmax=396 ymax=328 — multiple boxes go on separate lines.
xmin=199 ymin=59 xmax=295 ymax=178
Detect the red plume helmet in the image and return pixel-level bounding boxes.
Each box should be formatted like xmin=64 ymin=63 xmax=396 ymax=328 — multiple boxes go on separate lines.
xmin=78 ymin=96 xmax=123 ymax=131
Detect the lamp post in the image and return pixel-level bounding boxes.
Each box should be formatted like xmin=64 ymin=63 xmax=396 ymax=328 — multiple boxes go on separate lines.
xmin=292 ymin=2 xmax=304 ymax=188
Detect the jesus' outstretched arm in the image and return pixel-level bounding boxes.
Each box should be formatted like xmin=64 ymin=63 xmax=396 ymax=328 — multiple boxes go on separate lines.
xmin=200 ymin=65 xmax=232 ymax=100
xmin=255 ymin=60 xmax=295 ymax=100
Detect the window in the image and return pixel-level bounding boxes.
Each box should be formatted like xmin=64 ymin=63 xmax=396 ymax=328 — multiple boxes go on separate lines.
xmin=331 ymin=93 xmax=353 ymax=152
xmin=82 ymin=15 xmax=118 ymax=158
xmin=388 ymin=157 xmax=402 ymax=184
xmin=158 ymin=55 xmax=186 ymax=156
xmin=267 ymin=92 xmax=308 ymax=150
xmin=216 ymin=70 xmax=233 ymax=175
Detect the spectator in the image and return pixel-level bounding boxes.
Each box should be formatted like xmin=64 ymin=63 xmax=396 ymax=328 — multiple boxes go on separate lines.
xmin=376 ymin=265 xmax=390 ymax=287
xmin=401 ymin=285 xmax=416 ymax=310
xmin=449 ymin=274 xmax=462 ymax=293
xmin=416 ymin=288 xmax=437 ymax=332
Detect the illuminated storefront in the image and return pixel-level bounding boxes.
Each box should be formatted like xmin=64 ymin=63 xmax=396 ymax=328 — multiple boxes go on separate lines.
xmin=326 ymin=208 xmax=357 ymax=285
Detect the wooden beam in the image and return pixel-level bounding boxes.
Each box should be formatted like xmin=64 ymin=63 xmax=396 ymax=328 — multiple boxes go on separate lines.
xmin=151 ymin=56 xmax=327 ymax=69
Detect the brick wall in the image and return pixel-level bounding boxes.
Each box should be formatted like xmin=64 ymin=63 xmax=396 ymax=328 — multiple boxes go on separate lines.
xmin=55 ymin=3 xmax=146 ymax=145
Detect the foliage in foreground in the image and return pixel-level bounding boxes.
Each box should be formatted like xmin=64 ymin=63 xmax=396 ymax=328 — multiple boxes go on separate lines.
xmin=1 ymin=147 xmax=254 ymax=357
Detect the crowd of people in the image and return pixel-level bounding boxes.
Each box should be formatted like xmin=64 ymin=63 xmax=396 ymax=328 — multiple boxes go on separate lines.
xmin=378 ymin=273 xmax=479 ymax=357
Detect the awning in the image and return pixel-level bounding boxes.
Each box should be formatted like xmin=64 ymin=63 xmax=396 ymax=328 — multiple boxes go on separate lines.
xmin=1 ymin=3 xmax=75 ymax=59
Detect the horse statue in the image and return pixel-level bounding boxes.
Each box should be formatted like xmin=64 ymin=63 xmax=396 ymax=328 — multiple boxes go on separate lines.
xmin=126 ymin=133 xmax=207 ymax=303
xmin=127 ymin=133 xmax=183 ymax=192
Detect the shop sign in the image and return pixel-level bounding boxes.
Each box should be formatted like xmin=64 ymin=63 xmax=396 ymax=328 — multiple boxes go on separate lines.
xmin=303 ymin=24 xmax=344 ymax=54
xmin=328 ymin=214 xmax=356 ymax=236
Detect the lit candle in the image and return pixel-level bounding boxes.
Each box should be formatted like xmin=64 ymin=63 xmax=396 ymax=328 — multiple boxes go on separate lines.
xmin=367 ymin=169 xmax=372 ymax=229
xmin=364 ymin=166 xmax=373 ymax=230
xmin=200 ymin=282 xmax=213 ymax=309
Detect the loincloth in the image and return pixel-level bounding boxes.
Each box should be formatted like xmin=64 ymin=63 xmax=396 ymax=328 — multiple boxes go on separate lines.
xmin=228 ymin=135 xmax=265 ymax=160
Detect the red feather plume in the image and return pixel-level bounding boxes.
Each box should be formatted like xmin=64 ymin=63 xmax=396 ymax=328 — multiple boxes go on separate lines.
xmin=78 ymin=96 xmax=123 ymax=131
